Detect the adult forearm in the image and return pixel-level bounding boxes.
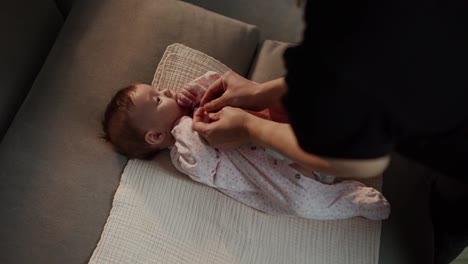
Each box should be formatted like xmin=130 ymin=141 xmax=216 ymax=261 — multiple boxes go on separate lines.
xmin=245 ymin=116 xmax=334 ymax=175
xmin=254 ymin=77 xmax=288 ymax=109
xmin=244 ymin=115 xmax=389 ymax=178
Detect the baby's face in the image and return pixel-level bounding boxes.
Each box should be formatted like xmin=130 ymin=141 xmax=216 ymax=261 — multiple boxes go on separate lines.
xmin=129 ymin=84 xmax=186 ymax=139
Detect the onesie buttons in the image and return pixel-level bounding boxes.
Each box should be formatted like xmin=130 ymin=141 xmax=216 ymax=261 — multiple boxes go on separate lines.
xmin=295 ymin=174 xmax=301 ymax=179
xmin=250 ymin=146 xmax=257 ymax=150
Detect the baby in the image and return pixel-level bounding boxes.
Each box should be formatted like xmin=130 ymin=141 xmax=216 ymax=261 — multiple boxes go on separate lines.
xmin=102 ymin=71 xmax=390 ymax=220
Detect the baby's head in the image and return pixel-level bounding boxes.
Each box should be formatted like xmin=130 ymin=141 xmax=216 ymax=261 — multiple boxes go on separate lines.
xmin=102 ymin=83 xmax=188 ymax=159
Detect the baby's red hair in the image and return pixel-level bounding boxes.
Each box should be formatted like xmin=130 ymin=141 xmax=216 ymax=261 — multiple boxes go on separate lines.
xmin=102 ymin=84 xmax=159 ymax=159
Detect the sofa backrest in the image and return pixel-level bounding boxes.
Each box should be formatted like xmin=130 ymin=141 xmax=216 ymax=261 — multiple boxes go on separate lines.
xmin=249 ymin=40 xmax=294 ymax=83
xmin=0 ymin=0 xmax=63 ymax=142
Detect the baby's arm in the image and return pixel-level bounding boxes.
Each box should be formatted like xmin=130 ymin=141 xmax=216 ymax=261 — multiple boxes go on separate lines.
xmin=176 ymin=71 xmax=221 ymax=109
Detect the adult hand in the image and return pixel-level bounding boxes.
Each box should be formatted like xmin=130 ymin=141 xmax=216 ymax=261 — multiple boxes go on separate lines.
xmin=192 ymin=106 xmax=252 ymax=149
xmin=200 ymin=71 xmax=265 ymax=112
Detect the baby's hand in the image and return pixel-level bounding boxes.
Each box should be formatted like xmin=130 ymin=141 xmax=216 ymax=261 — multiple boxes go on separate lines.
xmin=177 ymin=71 xmax=221 ymax=109
xmin=177 ymin=83 xmax=204 ymax=109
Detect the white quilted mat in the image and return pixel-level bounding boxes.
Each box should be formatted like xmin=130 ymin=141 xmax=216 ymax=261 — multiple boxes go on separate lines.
xmin=89 ymin=44 xmax=383 ymax=264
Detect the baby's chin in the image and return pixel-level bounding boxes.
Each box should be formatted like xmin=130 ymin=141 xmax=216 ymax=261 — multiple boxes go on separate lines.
xmin=170 ymin=107 xmax=190 ymax=128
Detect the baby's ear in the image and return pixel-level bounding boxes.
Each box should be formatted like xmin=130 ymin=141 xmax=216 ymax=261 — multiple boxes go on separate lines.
xmin=144 ymin=130 xmax=165 ymax=146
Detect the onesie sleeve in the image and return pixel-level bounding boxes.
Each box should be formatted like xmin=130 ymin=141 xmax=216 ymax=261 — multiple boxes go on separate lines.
xmin=182 ymin=71 xmax=221 ymax=106
xmin=170 ymin=116 xmax=219 ymax=187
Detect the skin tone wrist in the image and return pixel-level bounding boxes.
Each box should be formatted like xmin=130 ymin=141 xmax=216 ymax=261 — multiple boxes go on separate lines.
xmin=243 ymin=112 xmax=257 ymax=143
xmin=243 ymin=113 xmax=389 ymax=179
xmin=253 ymin=77 xmax=288 ymax=109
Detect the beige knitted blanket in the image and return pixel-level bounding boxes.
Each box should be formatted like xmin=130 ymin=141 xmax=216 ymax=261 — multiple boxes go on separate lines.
xmin=89 ymin=44 xmax=383 ymax=264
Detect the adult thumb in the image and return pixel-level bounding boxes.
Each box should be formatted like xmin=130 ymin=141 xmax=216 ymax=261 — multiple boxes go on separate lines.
xmin=208 ymin=110 xmax=222 ymax=121
xmin=192 ymin=117 xmax=209 ymax=135
xmin=203 ymin=97 xmax=226 ymax=112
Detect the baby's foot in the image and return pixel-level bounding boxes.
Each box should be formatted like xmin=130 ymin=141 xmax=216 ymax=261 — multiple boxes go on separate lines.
xmin=355 ymin=187 xmax=391 ymax=220
xmin=314 ymin=171 xmax=335 ymax=184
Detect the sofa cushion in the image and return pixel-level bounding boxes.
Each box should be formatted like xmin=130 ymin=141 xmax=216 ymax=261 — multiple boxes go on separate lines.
xmin=181 ymin=0 xmax=305 ymax=43
xmin=249 ymin=40 xmax=293 ymax=83
xmin=0 ymin=0 xmax=259 ymax=263
xmin=0 ymin=0 xmax=63 ymax=142
xmin=151 ymin=43 xmax=230 ymax=90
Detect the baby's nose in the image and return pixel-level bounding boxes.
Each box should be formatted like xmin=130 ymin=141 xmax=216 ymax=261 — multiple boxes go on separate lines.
xmin=161 ymin=89 xmax=173 ymax=98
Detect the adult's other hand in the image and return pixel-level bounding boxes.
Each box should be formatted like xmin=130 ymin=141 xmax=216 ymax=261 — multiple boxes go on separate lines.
xmin=192 ymin=106 xmax=252 ymax=149
xmin=200 ymin=71 xmax=266 ymax=112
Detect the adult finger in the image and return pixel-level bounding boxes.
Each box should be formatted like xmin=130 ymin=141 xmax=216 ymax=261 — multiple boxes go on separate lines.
xmin=200 ymin=77 xmax=225 ymax=108
xmin=207 ymin=110 xmax=221 ymax=121
xmin=203 ymin=96 xmax=228 ymax=113
xmin=193 ymin=108 xmax=211 ymax=134
xmin=193 ymin=107 xmax=205 ymax=122
xmin=200 ymin=108 xmax=211 ymax=123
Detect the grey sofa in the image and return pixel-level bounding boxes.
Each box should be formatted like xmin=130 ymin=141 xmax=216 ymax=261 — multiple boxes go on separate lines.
xmin=1 ymin=0 xmax=437 ymax=263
